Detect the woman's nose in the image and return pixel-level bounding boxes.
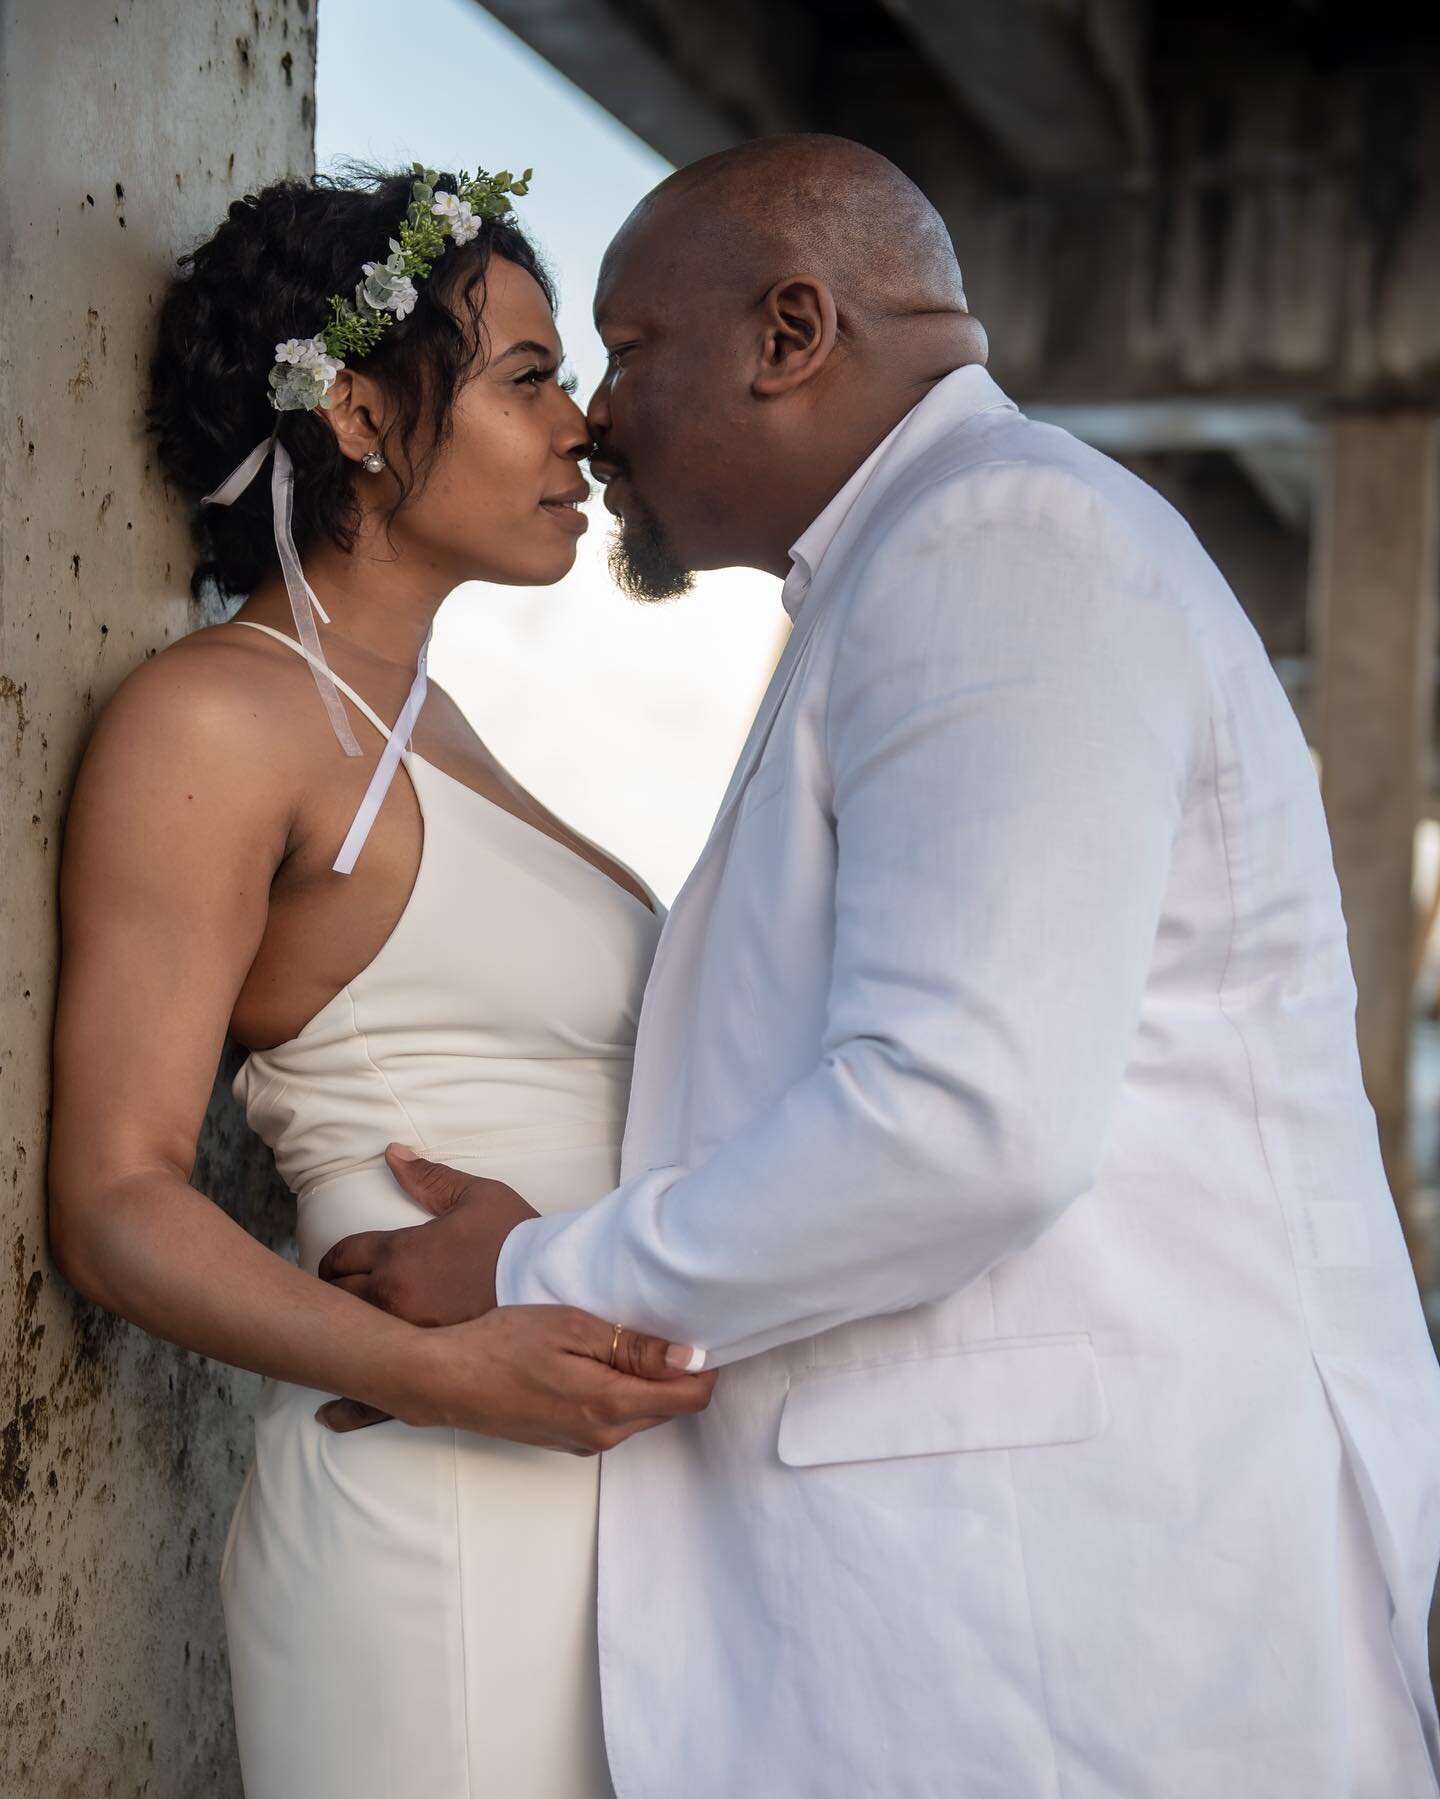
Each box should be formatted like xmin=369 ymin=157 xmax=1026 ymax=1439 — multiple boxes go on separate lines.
xmin=556 ymin=392 xmax=592 ymax=459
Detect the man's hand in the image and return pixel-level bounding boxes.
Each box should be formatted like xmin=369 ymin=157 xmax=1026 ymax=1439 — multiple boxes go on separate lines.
xmin=318 ymin=1144 xmax=535 ymax=1325
xmin=316 ymin=1305 xmax=717 ymax=1450
xmin=315 ymin=1145 xmax=711 ymax=1440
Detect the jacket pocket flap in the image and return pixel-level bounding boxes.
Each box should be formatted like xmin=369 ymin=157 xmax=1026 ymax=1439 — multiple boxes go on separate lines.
xmin=777 ymin=1335 xmax=1106 ymax=1468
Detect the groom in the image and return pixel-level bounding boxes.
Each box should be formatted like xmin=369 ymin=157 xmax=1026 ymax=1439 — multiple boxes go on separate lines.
xmin=320 ymin=136 xmax=1440 ymax=1795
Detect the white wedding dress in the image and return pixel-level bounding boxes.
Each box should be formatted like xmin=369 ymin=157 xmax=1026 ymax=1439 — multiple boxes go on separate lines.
xmin=218 ymin=623 xmax=662 ymax=1798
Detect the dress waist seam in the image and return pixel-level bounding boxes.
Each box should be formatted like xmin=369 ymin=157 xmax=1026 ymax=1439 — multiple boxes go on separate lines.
xmin=292 ymin=1121 xmax=625 ymax=1203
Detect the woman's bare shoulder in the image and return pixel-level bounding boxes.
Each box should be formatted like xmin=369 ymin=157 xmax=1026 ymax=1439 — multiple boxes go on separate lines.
xmin=78 ymin=618 xmax=305 ymax=815
xmin=94 ymin=618 xmax=303 ymax=745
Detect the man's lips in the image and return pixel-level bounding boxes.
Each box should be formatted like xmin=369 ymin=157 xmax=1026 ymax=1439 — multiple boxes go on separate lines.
xmin=586 ymin=452 xmax=631 ymax=517
xmin=589 ymin=468 xmax=629 ymax=517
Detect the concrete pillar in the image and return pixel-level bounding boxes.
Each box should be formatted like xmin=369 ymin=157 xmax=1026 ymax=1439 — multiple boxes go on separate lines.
xmin=1313 ymin=414 xmax=1440 ymax=1250
xmin=0 ymin=5 xmax=313 ymax=1792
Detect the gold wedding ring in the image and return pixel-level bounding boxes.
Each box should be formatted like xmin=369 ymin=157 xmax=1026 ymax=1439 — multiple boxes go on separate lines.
xmin=608 ymin=1323 xmax=623 ymax=1369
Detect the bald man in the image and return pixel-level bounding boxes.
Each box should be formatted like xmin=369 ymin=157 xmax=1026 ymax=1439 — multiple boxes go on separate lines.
xmin=327 ymin=136 xmax=1440 ymax=1797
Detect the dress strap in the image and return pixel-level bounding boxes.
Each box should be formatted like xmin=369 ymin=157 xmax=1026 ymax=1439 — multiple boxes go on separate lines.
xmin=232 ymin=621 xmax=393 ymax=741
xmin=231 ymin=618 xmax=431 ymax=877
xmin=333 ymin=639 xmax=428 ymax=876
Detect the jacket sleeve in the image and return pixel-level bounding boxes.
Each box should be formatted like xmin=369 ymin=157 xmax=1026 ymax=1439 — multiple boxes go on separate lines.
xmin=496 ymin=467 xmax=1201 ymax=1366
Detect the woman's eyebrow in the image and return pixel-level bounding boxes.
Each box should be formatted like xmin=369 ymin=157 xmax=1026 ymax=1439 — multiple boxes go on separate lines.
xmin=494 ymin=339 xmax=561 ymax=363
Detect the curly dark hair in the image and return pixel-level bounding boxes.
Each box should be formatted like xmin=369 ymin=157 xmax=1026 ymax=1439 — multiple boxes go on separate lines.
xmin=148 ymin=167 xmax=559 ymax=601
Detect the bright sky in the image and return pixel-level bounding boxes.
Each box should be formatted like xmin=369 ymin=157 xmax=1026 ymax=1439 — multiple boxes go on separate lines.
xmin=316 ymin=0 xmax=786 ymax=901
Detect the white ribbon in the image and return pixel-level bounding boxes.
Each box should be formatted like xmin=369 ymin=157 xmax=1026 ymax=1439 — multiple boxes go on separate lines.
xmin=201 ymin=433 xmax=362 ymax=759
xmin=331 ymin=632 xmax=430 ymax=876
xmin=199 ymin=430 xmax=435 ymax=876
xmin=200 ymin=434 xmax=275 ymax=507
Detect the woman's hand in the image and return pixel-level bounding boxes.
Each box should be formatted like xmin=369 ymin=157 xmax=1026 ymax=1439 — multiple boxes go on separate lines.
xmin=317 ymin=1305 xmax=717 ymax=1452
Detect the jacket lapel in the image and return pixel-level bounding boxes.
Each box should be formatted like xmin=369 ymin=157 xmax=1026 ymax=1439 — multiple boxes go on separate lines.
xmin=619 ymin=605 xmax=825 ymax=1171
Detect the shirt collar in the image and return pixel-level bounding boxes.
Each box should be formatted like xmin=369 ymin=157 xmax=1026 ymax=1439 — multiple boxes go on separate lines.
xmin=779 ymin=363 xmax=1014 ymax=620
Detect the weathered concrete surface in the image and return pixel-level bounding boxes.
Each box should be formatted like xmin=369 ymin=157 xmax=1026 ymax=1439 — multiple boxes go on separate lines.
xmin=0 ymin=4 xmax=313 ymax=1792
xmin=1313 ymin=415 xmax=1440 ymax=1252
xmin=478 ymin=3 xmax=1440 ymax=408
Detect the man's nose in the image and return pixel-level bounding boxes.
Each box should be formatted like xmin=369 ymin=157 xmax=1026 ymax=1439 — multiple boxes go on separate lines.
xmin=585 ymin=377 xmax=611 ymax=441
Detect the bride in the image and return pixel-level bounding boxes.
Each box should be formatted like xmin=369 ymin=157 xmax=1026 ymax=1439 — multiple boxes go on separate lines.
xmin=47 ymin=163 xmax=714 ymax=1797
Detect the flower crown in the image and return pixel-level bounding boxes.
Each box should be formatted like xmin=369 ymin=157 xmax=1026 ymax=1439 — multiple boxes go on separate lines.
xmin=268 ymin=162 xmax=533 ymax=413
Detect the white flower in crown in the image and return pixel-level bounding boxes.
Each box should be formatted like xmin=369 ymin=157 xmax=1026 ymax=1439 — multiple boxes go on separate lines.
xmin=274 ymin=334 xmax=334 ymax=369
xmin=357 ymin=251 xmax=418 ymax=320
xmin=432 ymin=190 xmax=481 ymax=245
xmin=450 ymin=203 xmax=482 ymax=246
xmin=267 ymin=335 xmax=344 ymax=410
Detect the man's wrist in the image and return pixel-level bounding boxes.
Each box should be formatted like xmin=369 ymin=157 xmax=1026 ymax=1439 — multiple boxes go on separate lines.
xmin=493 ymin=1210 xmax=540 ymax=1309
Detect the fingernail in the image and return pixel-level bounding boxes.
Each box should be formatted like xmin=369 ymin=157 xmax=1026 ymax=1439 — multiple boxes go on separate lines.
xmin=387 ymin=1143 xmax=418 ymax=1162
xmin=665 ymin=1344 xmax=707 ymax=1373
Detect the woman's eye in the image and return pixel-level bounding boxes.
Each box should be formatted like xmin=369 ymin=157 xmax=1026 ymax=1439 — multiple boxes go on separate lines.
xmin=516 ymin=363 xmax=580 ymax=396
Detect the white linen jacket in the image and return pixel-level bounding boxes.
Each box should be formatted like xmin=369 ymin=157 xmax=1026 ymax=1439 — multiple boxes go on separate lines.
xmin=498 ymin=366 xmax=1440 ymax=1797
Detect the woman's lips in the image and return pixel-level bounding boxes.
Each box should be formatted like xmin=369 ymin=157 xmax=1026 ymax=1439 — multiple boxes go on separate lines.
xmin=539 ymin=498 xmax=589 ymax=536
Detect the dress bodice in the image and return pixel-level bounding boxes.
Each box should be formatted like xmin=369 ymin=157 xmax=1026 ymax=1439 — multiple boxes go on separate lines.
xmin=229 ymin=624 xmax=663 ymax=1203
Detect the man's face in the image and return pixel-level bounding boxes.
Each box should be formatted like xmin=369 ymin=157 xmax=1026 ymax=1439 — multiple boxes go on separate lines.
xmin=585 ymin=227 xmax=747 ymax=601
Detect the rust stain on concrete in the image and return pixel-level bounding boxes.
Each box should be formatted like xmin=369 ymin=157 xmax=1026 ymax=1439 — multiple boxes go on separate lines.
xmin=0 ymin=676 xmax=29 ymax=755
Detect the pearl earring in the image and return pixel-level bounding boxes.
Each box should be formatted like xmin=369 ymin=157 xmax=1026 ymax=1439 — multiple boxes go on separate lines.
xmin=361 ymin=448 xmax=386 ymax=473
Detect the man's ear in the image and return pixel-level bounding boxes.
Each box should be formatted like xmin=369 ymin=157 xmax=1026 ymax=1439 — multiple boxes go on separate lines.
xmin=318 ymin=367 xmax=388 ymax=465
xmin=752 ymin=275 xmax=838 ymax=398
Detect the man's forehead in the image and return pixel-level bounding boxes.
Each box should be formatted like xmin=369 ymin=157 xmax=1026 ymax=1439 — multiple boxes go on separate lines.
xmin=593 ymin=203 xmax=693 ymax=325
xmin=594 ymin=243 xmax=651 ymax=326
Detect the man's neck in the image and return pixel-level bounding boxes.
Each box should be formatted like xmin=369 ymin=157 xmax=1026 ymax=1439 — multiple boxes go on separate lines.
xmin=753 ymin=359 xmax=977 ymax=579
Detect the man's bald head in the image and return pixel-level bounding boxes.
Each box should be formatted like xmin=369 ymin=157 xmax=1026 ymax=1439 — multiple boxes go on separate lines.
xmin=602 ymin=134 xmax=972 ymax=334
xmin=587 ymin=134 xmax=988 ymax=595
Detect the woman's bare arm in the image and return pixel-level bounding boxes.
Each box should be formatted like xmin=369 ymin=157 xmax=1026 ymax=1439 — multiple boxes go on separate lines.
xmin=47 ymin=643 xmax=441 ymax=1417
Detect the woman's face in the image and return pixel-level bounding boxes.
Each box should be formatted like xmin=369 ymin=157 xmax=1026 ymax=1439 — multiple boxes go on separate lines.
xmin=381 ymin=256 xmax=592 ymax=589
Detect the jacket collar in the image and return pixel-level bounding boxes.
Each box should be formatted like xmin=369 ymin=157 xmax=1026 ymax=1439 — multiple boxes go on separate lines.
xmin=779 ymin=364 xmax=1017 ymax=622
